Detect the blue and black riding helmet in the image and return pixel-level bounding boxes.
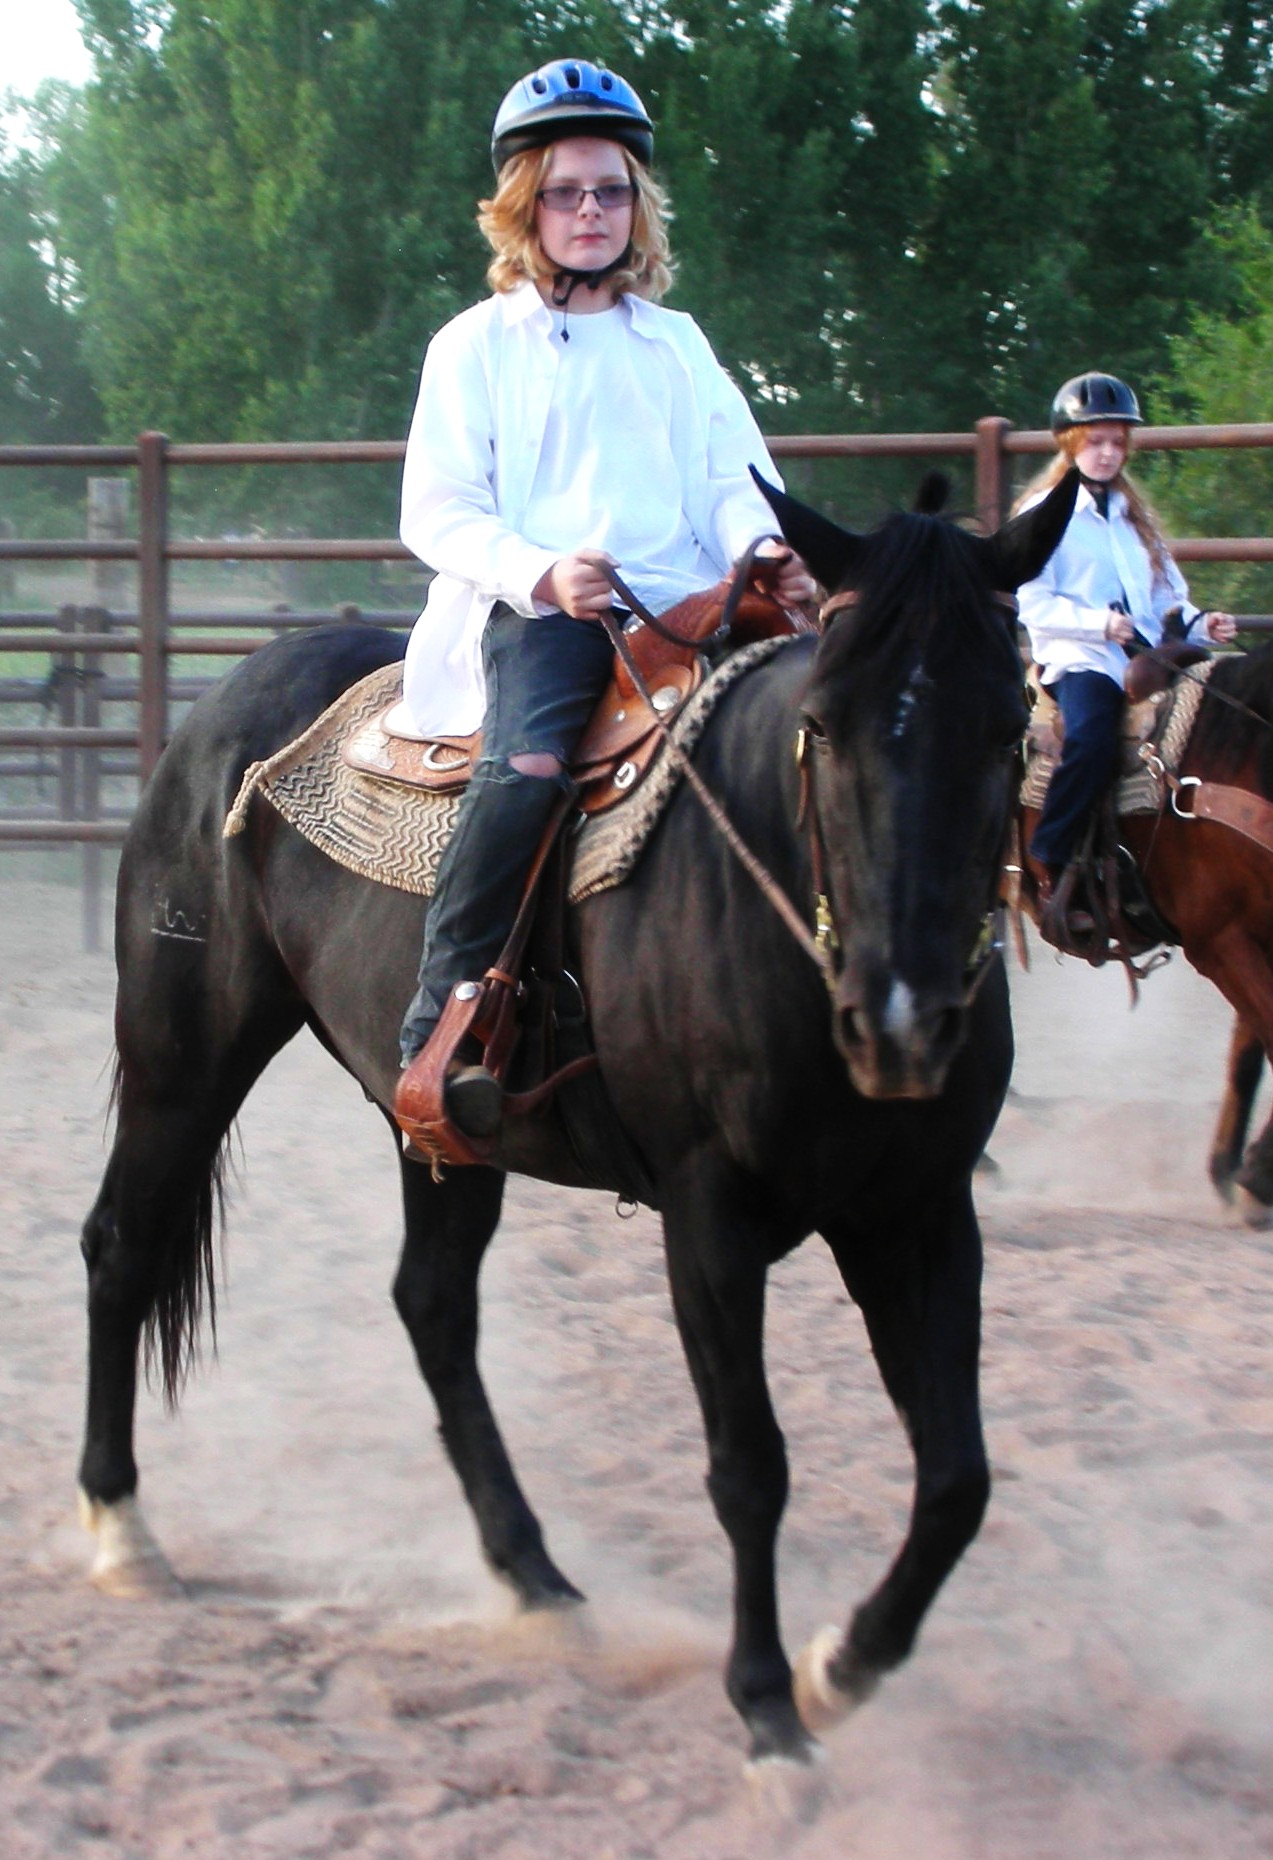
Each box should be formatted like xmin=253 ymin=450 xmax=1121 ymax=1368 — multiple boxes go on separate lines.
xmin=1050 ymin=372 xmax=1144 ymax=433
xmin=491 ymin=58 xmax=654 ymax=173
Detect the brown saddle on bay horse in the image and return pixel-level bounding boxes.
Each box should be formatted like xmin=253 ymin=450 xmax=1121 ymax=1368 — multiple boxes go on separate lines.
xmin=388 ymin=547 xmax=816 ymax=1171
xmin=1013 ymin=638 xmax=1212 ymax=983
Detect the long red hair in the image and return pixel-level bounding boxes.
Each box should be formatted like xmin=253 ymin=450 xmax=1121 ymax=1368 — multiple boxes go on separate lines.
xmin=1014 ymin=424 xmax=1172 ymax=582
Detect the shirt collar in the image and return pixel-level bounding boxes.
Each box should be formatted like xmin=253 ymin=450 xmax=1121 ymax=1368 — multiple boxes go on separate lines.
xmin=1075 ymin=479 xmax=1125 ymax=519
xmin=498 ymin=278 xmax=658 ymax=338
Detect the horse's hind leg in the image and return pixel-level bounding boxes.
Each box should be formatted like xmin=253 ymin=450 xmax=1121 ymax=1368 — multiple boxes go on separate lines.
xmin=1208 ymin=1015 xmax=1273 ymax=1223
xmin=800 ymin=1185 xmax=989 ymax=1728
xmin=1209 ymin=1015 xmax=1264 ymax=1202
xmin=79 ymin=1100 xmax=227 ymax=1593
xmin=79 ymin=916 xmax=304 ymax=1594
xmin=392 ymin=1155 xmax=583 ymax=1608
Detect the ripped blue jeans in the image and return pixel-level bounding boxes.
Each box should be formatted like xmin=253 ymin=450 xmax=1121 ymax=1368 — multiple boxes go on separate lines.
xmin=399 ymin=603 xmax=615 ymax=1063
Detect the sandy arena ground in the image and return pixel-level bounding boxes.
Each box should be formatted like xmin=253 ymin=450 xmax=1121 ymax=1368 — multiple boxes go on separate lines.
xmin=1 ymin=868 xmax=1271 ymax=1859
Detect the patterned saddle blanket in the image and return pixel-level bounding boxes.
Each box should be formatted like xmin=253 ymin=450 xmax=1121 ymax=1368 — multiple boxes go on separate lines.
xmin=224 ymin=638 xmax=792 ymax=904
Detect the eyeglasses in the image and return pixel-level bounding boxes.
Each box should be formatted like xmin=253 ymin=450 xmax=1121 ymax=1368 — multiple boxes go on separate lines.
xmin=536 ymin=182 xmax=637 ymax=214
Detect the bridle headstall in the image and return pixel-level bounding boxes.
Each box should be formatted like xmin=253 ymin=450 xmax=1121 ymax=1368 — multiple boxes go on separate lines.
xmin=596 ymin=567 xmax=1010 ymax=1006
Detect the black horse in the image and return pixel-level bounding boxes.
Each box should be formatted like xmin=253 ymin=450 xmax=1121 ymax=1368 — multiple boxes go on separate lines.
xmin=77 ymin=471 xmax=1077 ymax=1764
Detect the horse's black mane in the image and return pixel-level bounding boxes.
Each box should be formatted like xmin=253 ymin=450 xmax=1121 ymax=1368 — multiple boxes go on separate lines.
xmin=1192 ymin=644 xmax=1273 ymax=794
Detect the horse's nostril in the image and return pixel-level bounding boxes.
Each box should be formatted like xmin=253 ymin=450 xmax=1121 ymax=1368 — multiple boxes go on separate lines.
xmin=843 ymin=1007 xmax=871 ymax=1049
xmin=930 ymin=1005 xmax=965 ymax=1057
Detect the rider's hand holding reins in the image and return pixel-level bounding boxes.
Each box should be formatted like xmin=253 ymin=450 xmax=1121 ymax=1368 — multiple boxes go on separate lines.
xmin=1104 ymin=607 xmax=1136 ymax=645
xmin=534 ymin=548 xmax=620 ymax=620
xmin=754 ymin=537 xmax=818 ymax=609
xmin=1205 ymin=611 xmax=1238 ymax=644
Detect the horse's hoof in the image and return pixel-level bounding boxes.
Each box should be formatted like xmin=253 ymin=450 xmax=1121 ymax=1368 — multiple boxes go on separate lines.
xmin=792 ymin=1624 xmax=878 ymax=1733
xmin=1234 ymin=1184 xmax=1273 ymax=1230
xmin=744 ymin=1745 xmax=828 ymax=1824
xmin=78 ymin=1490 xmax=185 ymax=1600
xmin=521 ymin=1576 xmax=586 ymax=1612
xmin=493 ymin=1548 xmax=585 ymax=1612
xmin=1209 ymin=1166 xmax=1237 ymax=1206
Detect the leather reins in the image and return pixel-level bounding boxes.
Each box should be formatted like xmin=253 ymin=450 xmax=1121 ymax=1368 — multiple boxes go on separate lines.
xmin=595 ymin=563 xmax=830 ymax=977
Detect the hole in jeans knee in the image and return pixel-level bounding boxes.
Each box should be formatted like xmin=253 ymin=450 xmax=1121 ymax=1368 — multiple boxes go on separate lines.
xmin=509 ymin=752 xmax=562 ymax=779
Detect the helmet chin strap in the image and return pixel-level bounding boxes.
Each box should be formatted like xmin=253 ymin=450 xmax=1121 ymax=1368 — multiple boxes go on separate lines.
xmin=549 ymin=243 xmax=633 ymax=341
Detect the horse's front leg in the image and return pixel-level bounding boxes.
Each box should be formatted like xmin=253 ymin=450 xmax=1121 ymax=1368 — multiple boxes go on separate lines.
xmin=800 ymin=1182 xmax=989 ymax=1727
xmin=392 ymin=1151 xmax=583 ymax=1608
xmin=660 ymin=1155 xmax=811 ymax=1764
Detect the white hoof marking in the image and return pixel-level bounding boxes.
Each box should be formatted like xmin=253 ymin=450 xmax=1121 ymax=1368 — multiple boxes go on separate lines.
xmin=78 ymin=1489 xmax=184 ymax=1599
xmin=744 ymin=1747 xmax=828 ymax=1825
xmin=792 ymin=1623 xmax=878 ymax=1733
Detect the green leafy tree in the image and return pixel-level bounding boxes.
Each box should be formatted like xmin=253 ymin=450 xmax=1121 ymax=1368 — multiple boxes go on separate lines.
xmin=1141 ymin=205 xmax=1273 ymax=614
xmin=0 ymin=119 xmax=100 ymax=443
xmin=11 ymin=0 xmax=1273 ymax=549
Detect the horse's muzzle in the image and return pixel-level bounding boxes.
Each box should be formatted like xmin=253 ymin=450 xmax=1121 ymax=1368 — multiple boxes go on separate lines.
xmin=833 ymin=972 xmax=967 ymax=1100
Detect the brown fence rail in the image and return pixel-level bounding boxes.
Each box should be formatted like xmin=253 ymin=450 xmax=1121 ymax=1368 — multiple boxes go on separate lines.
xmin=3 ymin=420 xmax=1272 ymax=938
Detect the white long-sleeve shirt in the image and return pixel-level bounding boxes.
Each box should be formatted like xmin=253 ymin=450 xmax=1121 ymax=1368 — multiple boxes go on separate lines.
xmin=399 ymin=281 xmax=782 ymax=734
xmin=1018 ymin=479 xmax=1207 ymax=688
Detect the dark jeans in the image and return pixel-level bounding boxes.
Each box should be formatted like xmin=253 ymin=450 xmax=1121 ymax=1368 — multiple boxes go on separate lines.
xmin=1028 ymin=669 xmax=1124 ymax=870
xmin=399 ymin=604 xmax=615 ymax=1063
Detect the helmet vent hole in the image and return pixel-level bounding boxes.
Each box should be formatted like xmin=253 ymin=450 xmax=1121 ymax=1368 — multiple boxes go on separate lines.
xmin=565 ymin=65 xmax=580 ymax=86
xmin=601 ymin=73 xmax=613 ymax=88
xmin=532 ymin=75 xmax=547 ymax=93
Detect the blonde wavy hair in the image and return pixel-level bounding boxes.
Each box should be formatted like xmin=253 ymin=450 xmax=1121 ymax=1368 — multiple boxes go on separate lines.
xmin=1014 ymin=422 xmax=1171 ymax=581
xmin=479 ymin=142 xmax=675 ymax=302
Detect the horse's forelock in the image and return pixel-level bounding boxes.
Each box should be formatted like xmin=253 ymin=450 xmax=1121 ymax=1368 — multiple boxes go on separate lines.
xmin=811 ymin=512 xmax=1015 ymax=718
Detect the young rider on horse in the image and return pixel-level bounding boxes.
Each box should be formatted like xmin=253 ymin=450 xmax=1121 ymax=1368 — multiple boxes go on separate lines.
xmin=1016 ymin=371 xmax=1236 ymax=946
xmin=392 ymin=58 xmax=814 ymax=1141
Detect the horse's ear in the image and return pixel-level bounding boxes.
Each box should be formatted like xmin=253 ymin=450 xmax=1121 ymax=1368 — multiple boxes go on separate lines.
xmin=914 ymin=471 xmax=950 ymax=515
xmin=749 ymin=467 xmax=864 ymax=592
xmin=978 ymin=467 xmax=1080 ymax=591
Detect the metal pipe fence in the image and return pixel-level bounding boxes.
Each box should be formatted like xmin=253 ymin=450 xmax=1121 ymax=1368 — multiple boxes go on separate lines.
xmin=3 ymin=420 xmax=1272 ymax=945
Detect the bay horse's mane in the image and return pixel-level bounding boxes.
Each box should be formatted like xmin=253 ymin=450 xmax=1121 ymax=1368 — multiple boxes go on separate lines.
xmin=811 ymin=508 xmax=1019 ymax=716
xmin=1192 ymin=644 xmax=1273 ymax=794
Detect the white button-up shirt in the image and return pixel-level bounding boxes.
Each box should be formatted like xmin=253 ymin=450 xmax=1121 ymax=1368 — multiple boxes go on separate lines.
xmin=399 ymin=282 xmax=782 ymax=734
xmin=1018 ymin=479 xmax=1205 ymax=688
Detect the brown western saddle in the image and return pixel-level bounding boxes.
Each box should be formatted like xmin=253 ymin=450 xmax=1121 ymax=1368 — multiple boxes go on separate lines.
xmin=1013 ymin=637 xmax=1211 ymax=982
xmin=381 ymin=550 xmax=815 ymax=1171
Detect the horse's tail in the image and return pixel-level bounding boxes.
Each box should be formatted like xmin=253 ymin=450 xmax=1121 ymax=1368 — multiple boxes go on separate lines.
xmin=144 ymin=1128 xmax=229 ymax=1412
xmin=96 ymin=1049 xmax=232 ymax=1410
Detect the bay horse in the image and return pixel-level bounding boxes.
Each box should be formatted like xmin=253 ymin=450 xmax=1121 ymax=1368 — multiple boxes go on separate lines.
xmin=77 ymin=470 xmax=1077 ymax=1764
xmin=1021 ymin=643 xmax=1273 ymax=1224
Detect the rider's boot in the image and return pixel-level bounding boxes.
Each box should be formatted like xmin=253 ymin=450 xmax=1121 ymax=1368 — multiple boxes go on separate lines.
xmin=396 ymin=767 xmax=569 ymax=1143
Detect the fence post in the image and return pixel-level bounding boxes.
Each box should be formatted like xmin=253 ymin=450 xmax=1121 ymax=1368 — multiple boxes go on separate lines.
xmin=55 ymin=605 xmax=77 ymax=835
xmin=137 ymin=430 xmax=169 ymax=783
xmin=79 ymin=605 xmax=108 ymax=952
xmin=974 ymin=416 xmax=1013 ymax=533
